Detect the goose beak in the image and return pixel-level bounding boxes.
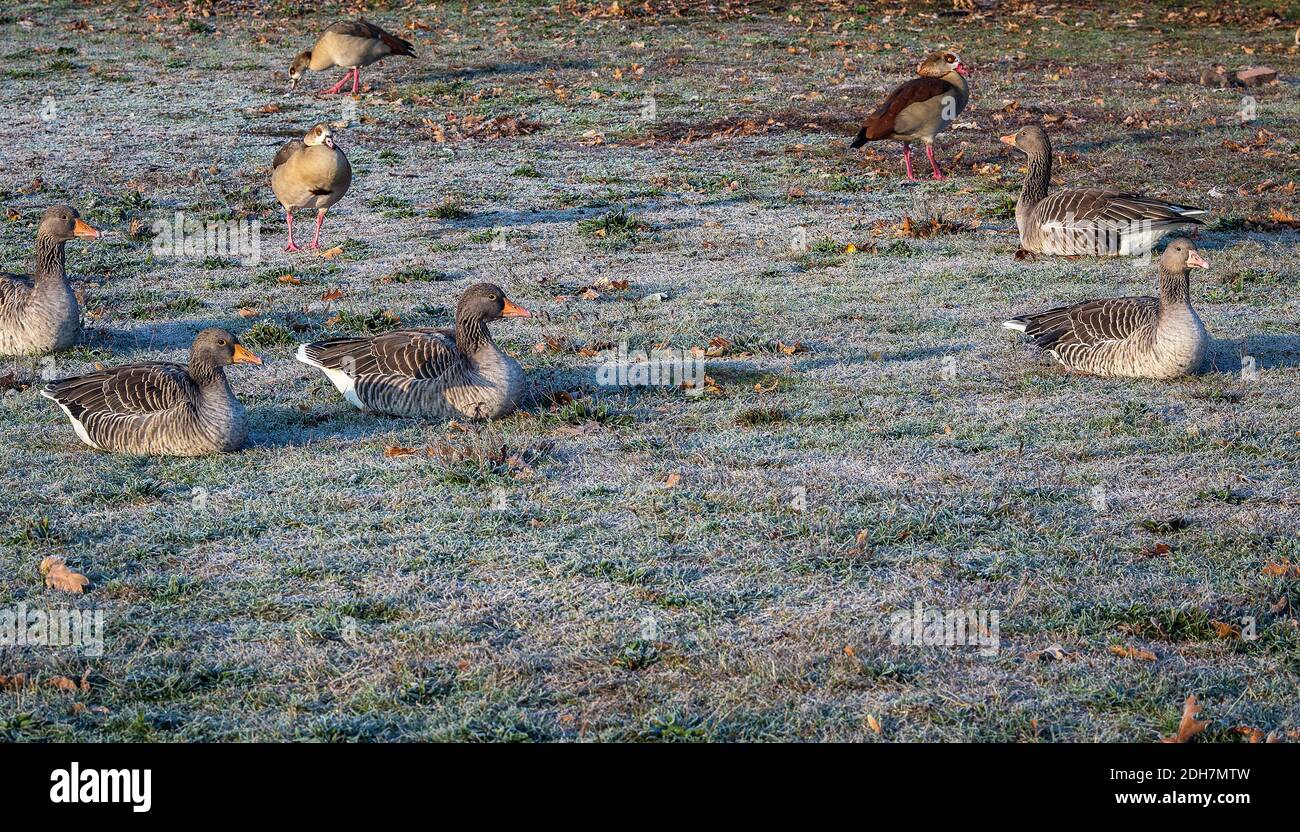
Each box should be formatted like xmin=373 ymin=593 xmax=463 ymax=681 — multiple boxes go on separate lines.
xmin=232 ymin=344 xmax=263 ymax=365
xmin=999 ymin=133 xmax=1017 ymax=146
xmin=501 ymin=298 xmax=531 ymax=318
xmin=1187 ymin=250 xmax=1209 ymax=269
xmin=955 ymin=62 xmax=971 ymax=77
xmin=73 ymin=219 xmax=101 ymax=239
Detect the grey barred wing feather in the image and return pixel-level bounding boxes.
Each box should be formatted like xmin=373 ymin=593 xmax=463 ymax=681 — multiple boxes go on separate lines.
xmin=0 ymin=274 xmax=35 ymax=316
xmin=43 ymin=363 xmax=196 ymax=421
xmin=272 ymin=139 xmax=305 ymax=169
xmin=301 ymin=329 xmax=459 ymax=380
xmin=1034 ymin=188 xmax=1204 ymax=231
xmin=1011 ymin=296 xmax=1159 ymax=353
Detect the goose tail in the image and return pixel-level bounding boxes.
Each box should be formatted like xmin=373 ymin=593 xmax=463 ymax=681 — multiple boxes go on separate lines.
xmin=1002 ymin=318 xmax=1028 ymax=333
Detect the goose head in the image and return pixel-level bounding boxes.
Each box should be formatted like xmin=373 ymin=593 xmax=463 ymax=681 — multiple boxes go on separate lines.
xmin=458 ymin=283 xmax=531 ymax=323
xmin=1161 ymin=238 xmax=1209 ymax=272
xmin=919 ymin=50 xmax=971 ymax=79
xmin=288 ymin=50 xmax=312 ymax=90
xmin=303 ymin=123 xmax=336 ymax=150
xmin=999 ymin=124 xmax=1050 ymax=156
xmin=39 ymin=205 xmax=100 ymax=242
xmin=192 ymin=328 xmax=262 ymax=370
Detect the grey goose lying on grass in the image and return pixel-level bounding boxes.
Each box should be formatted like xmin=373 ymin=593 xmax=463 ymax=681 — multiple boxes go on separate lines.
xmin=850 ymin=49 xmax=971 ymax=181
xmin=1004 ymin=238 xmax=1210 ymax=379
xmin=1000 ymin=125 xmax=1206 ymax=256
xmin=289 ymin=19 xmax=416 ymax=95
xmin=0 ymin=206 xmax=100 ymax=356
xmin=271 ymin=124 xmax=352 ymax=252
xmin=41 ymin=328 xmax=262 ymax=456
xmin=296 ymin=283 xmax=530 ymax=420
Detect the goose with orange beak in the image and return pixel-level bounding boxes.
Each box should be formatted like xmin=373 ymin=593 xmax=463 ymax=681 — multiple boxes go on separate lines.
xmin=41 ymin=328 xmax=263 ymax=455
xmin=296 ymin=283 xmax=531 ymax=420
xmin=0 ymin=205 xmax=101 ymax=356
xmin=1003 ymin=239 xmax=1211 ymax=379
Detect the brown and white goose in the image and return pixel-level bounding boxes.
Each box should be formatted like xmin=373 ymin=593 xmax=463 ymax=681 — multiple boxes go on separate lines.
xmin=1003 ymin=238 xmax=1210 ymax=379
xmin=40 ymin=328 xmax=262 ymax=456
xmin=271 ymin=124 xmax=352 ymax=252
xmin=296 ymin=283 xmax=530 ymax=420
xmin=850 ymin=50 xmax=971 ymax=180
xmin=0 ymin=206 xmax=100 ymax=356
xmin=289 ymin=19 xmax=416 ymax=95
xmin=1000 ymin=125 xmax=1206 ymax=256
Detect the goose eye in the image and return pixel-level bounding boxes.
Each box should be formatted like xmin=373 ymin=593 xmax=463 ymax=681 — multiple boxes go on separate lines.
xmin=218 ymin=339 xmax=227 ymax=346
xmin=488 ymin=294 xmax=498 ymax=301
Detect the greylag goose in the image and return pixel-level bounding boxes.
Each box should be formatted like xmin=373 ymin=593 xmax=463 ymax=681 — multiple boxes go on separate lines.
xmin=271 ymin=124 xmax=352 ymax=252
xmin=1003 ymin=238 xmax=1210 ymax=379
xmin=40 ymin=328 xmax=262 ymax=456
xmin=1000 ymin=125 xmax=1206 ymax=256
xmin=850 ymin=50 xmax=971 ymax=180
xmin=296 ymin=283 xmax=530 ymax=420
xmin=0 ymin=206 xmax=100 ymax=356
xmin=289 ymin=19 xmax=416 ymax=95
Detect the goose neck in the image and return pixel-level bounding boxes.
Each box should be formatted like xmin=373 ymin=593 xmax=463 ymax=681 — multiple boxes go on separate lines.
xmin=33 ymin=232 xmax=68 ymax=285
xmin=1021 ymin=149 xmax=1051 ymax=207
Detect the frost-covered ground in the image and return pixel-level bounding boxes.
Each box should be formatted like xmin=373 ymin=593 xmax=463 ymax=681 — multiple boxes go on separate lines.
xmin=0 ymin=0 xmax=1297 ymax=741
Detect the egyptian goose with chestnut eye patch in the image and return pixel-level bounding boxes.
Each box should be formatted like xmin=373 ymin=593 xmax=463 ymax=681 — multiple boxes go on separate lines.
xmin=850 ymin=49 xmax=971 ymax=181
xmin=271 ymin=123 xmax=352 ymax=252
xmin=1000 ymin=124 xmax=1206 ymax=256
xmin=0 ymin=205 xmax=100 ymax=356
xmin=40 ymin=328 xmax=262 ymax=456
xmin=1004 ymin=238 xmax=1210 ymax=379
xmin=289 ymin=19 xmax=416 ymax=95
xmin=296 ymin=283 xmax=530 ymax=420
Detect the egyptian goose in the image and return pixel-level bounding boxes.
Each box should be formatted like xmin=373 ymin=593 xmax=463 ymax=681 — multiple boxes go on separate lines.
xmin=296 ymin=283 xmax=530 ymax=420
xmin=850 ymin=49 xmax=971 ymax=180
xmin=1003 ymin=238 xmax=1210 ymax=379
xmin=289 ymin=19 xmax=416 ymax=95
xmin=1000 ymin=125 xmax=1206 ymax=256
xmin=0 ymin=206 xmax=100 ymax=356
xmin=271 ymin=124 xmax=352 ymax=252
xmin=41 ymin=328 xmax=262 ymax=455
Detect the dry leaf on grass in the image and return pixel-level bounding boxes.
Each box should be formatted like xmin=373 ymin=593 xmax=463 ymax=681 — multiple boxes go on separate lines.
xmin=1263 ymin=559 xmax=1300 ymax=578
xmin=40 ymin=556 xmax=89 ymax=593
xmin=1210 ymin=620 xmax=1241 ymax=639
xmin=866 ymin=714 xmax=882 ymax=734
xmin=664 ymin=472 xmax=682 ymax=488
xmin=1162 ymin=694 xmax=1209 ymax=743
xmin=0 ymin=673 xmax=28 ymax=690
xmin=277 ymin=274 xmax=301 ymax=285
xmin=1109 ymin=644 xmax=1157 ymax=661
xmin=320 ymin=288 xmax=345 ymax=302
xmin=383 ymin=446 xmax=418 ymax=458
xmin=318 ymin=246 xmax=344 ymax=259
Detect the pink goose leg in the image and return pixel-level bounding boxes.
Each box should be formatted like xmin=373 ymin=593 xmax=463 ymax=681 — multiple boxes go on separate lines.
xmin=350 ymin=67 xmax=360 ymax=95
xmin=926 ymin=144 xmax=946 ymax=180
xmin=902 ymin=143 xmax=917 ymax=181
xmin=322 ymin=72 xmax=351 ymax=95
xmin=309 ymin=210 xmax=326 ymax=250
xmin=284 ymin=213 xmax=301 ymax=253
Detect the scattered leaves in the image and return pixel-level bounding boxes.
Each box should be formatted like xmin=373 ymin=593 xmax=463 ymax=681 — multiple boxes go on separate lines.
xmin=39 ymin=556 xmax=89 ymax=594
xmin=1162 ymin=695 xmax=1209 ymax=743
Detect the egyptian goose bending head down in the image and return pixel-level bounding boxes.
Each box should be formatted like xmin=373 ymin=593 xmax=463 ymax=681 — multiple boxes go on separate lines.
xmin=296 ymin=283 xmax=531 ymax=420
xmin=1000 ymin=125 xmax=1206 ymax=256
xmin=271 ymin=123 xmax=352 ymax=252
xmin=0 ymin=206 xmax=100 ymax=356
xmin=41 ymin=328 xmax=262 ymax=456
xmin=850 ymin=49 xmax=971 ymax=181
xmin=1003 ymin=238 xmax=1210 ymax=379
xmin=289 ymin=19 xmax=416 ymax=95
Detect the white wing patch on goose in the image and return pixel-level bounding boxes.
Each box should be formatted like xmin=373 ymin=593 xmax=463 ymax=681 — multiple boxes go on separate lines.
xmin=40 ymin=389 xmax=101 ymax=449
xmin=296 ymin=343 xmax=365 ymax=410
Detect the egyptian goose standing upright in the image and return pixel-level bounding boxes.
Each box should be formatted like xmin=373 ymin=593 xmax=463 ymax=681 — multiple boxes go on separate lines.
xmin=41 ymin=328 xmax=262 ymax=456
xmin=296 ymin=283 xmax=530 ymax=420
xmin=289 ymin=19 xmax=416 ymax=95
xmin=851 ymin=50 xmax=971 ymax=181
xmin=1000 ymin=124 xmax=1206 ymax=256
xmin=0 ymin=206 xmax=100 ymax=356
xmin=271 ymin=124 xmax=352 ymax=252
xmin=1003 ymin=238 xmax=1210 ymax=379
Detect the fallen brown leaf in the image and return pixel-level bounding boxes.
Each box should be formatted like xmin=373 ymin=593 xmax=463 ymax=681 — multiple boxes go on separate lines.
xmin=1109 ymin=644 xmax=1157 ymax=661
xmin=39 ymin=556 xmax=89 ymax=593
xmin=1162 ymin=694 xmax=1209 ymax=743
xmin=318 ymin=246 xmax=344 ymax=259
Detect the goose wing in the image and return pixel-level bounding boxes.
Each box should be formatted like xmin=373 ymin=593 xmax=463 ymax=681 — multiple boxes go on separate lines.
xmin=0 ymin=273 xmax=34 ymax=317
xmin=327 ymin=19 xmax=416 ymax=57
xmin=854 ymin=77 xmax=955 ymax=145
xmin=1007 ymin=296 xmax=1159 ymax=352
xmin=272 ymin=139 xmax=305 ymax=169
xmin=1033 ymin=188 xmax=1205 ymax=229
xmin=300 ymin=328 xmax=459 ymax=380
xmin=43 ymin=362 xmax=198 ymax=421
